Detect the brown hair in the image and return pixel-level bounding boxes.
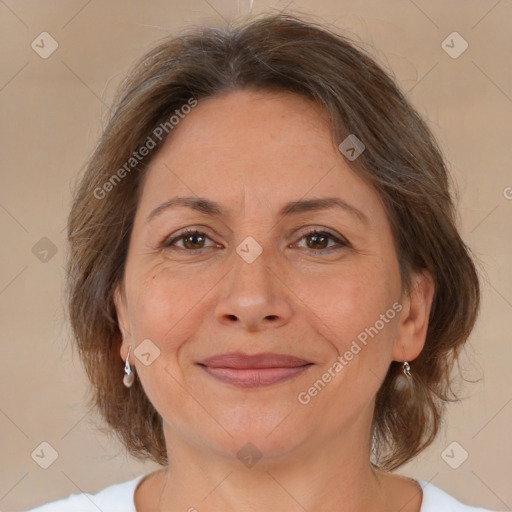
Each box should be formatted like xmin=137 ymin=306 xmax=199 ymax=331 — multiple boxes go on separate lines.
xmin=66 ymin=12 xmax=480 ymax=470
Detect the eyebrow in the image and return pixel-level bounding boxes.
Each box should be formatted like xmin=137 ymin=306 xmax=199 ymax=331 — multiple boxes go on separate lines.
xmin=146 ymin=196 xmax=369 ymax=225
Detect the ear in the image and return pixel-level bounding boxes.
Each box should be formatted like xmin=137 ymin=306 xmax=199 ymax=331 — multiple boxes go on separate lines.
xmin=392 ymin=269 xmax=435 ymax=362
xmin=113 ymin=282 xmax=132 ymax=361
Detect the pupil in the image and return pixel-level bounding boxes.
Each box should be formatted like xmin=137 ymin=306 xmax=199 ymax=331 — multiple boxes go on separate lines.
xmin=185 ymin=233 xmax=203 ymax=249
xmin=308 ymin=234 xmax=327 ymax=249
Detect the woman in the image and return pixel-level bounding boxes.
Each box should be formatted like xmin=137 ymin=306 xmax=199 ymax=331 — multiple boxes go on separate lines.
xmin=28 ymin=12 xmax=496 ymax=512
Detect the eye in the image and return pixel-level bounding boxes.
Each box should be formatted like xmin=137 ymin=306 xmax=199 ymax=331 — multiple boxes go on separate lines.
xmin=160 ymin=229 xmax=219 ymax=252
xmin=293 ymin=229 xmax=349 ymax=253
xmin=159 ymin=228 xmax=349 ymax=254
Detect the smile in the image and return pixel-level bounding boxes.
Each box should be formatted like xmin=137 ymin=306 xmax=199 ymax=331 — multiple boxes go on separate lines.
xmin=200 ymin=365 xmax=313 ymax=388
xmin=197 ymin=352 xmax=314 ymax=388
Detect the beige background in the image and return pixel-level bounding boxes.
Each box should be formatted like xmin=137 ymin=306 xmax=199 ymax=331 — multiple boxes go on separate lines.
xmin=1 ymin=0 xmax=511 ymax=510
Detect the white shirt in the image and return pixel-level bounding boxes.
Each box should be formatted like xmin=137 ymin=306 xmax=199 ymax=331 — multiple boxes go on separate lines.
xmin=26 ymin=474 xmax=496 ymax=511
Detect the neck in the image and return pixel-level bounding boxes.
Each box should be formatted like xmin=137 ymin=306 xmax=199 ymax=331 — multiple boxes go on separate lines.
xmin=152 ymin=426 xmax=395 ymax=512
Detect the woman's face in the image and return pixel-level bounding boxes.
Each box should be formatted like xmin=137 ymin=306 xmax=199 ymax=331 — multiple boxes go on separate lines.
xmin=115 ymin=89 xmax=430 ymax=461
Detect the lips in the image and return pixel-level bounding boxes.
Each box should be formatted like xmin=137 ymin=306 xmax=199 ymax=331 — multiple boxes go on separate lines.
xmin=198 ymin=352 xmax=313 ymax=388
xmin=200 ymin=352 xmax=311 ymax=369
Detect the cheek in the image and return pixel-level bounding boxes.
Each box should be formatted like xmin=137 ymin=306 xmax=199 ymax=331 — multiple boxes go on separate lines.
xmin=123 ymin=266 xmax=206 ymax=413
xmin=303 ymin=263 xmax=397 ymax=353
xmin=125 ymin=264 xmax=199 ymax=348
xmin=291 ymin=266 xmax=400 ymax=430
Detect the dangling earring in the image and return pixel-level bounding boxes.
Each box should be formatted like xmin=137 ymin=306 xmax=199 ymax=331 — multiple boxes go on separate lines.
xmin=123 ymin=345 xmax=135 ymax=388
xmin=402 ymin=361 xmax=411 ymax=378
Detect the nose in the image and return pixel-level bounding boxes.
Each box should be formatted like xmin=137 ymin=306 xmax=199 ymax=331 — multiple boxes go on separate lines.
xmin=214 ymin=247 xmax=293 ymax=332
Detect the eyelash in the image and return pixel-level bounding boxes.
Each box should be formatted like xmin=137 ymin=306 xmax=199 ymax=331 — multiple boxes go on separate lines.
xmin=159 ymin=228 xmax=349 ymax=254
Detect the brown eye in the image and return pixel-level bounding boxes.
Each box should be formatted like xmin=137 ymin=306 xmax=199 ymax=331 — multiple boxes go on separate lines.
xmin=295 ymin=229 xmax=348 ymax=252
xmin=306 ymin=232 xmax=329 ymax=250
xmin=181 ymin=231 xmax=206 ymax=249
xmin=161 ymin=229 xmax=216 ymax=251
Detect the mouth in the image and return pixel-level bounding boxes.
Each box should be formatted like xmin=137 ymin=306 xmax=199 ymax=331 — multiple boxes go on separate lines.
xmin=197 ymin=352 xmax=314 ymax=388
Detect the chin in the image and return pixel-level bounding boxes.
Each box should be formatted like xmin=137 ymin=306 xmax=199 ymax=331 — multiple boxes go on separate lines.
xmin=194 ymin=410 xmax=315 ymax=465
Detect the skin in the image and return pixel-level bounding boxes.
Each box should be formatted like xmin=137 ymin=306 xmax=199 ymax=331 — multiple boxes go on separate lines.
xmin=114 ymin=89 xmax=435 ymax=512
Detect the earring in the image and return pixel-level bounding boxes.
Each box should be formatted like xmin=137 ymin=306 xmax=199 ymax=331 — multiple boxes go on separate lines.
xmin=402 ymin=361 xmax=411 ymax=378
xmin=123 ymin=345 xmax=135 ymax=388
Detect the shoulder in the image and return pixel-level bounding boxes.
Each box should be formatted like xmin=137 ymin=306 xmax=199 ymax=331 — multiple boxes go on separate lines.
xmin=419 ymin=480 xmax=499 ymax=511
xmin=26 ymin=473 xmax=147 ymax=512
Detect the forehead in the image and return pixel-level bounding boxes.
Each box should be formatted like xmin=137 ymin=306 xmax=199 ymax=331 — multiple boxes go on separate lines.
xmin=136 ymin=89 xmax=385 ymax=224
xmin=161 ymin=89 xmax=334 ymax=165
